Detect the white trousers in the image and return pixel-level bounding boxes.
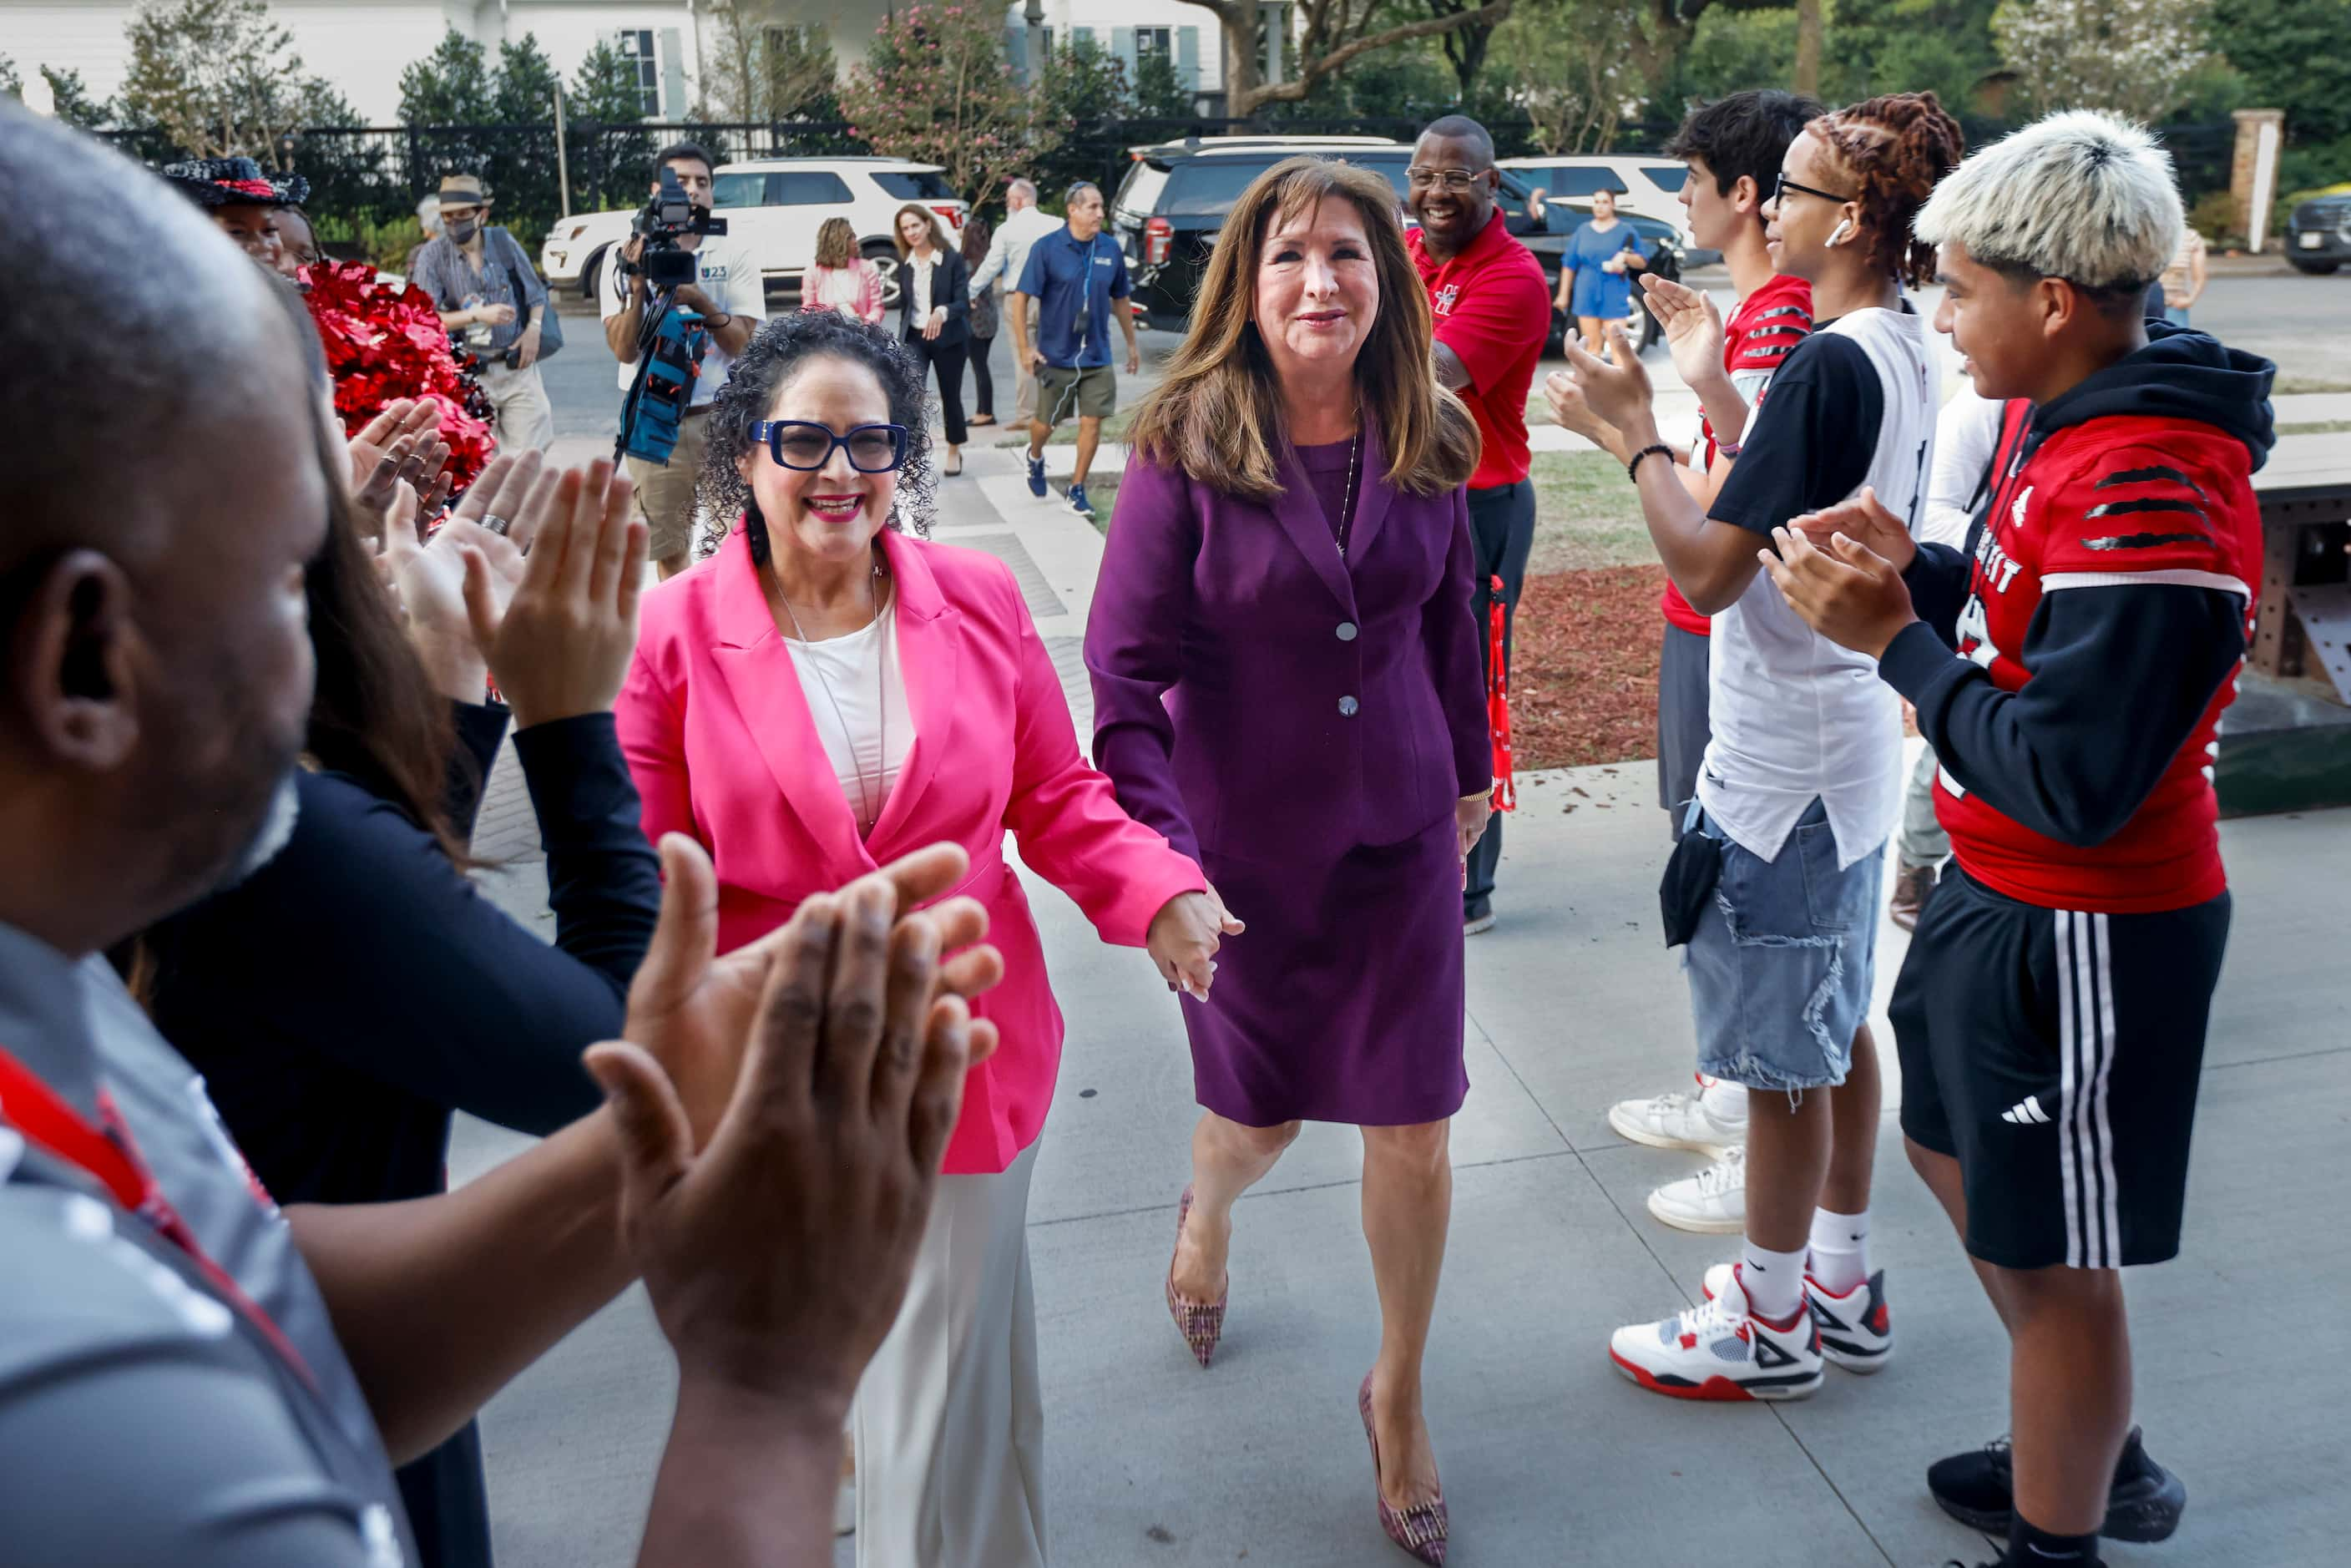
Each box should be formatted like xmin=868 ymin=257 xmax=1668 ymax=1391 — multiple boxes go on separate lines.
xmin=853 ymin=1140 xmax=1045 ymax=1568
xmin=476 ymin=359 xmax=555 ymax=453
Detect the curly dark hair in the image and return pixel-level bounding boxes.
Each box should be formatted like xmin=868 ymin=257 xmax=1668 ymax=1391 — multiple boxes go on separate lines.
xmin=697 ymin=311 xmax=937 ymax=564
xmin=1815 ymin=91 xmax=1967 ymax=288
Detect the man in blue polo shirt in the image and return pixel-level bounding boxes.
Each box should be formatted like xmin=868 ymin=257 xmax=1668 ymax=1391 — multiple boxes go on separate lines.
xmin=1009 ymin=181 xmax=1140 ymax=520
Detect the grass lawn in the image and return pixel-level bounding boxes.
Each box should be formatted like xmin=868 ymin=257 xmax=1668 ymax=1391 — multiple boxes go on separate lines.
xmin=2276 ymin=377 xmax=2351 ymax=396
xmin=1526 ymin=451 xmax=1657 ymax=573
xmin=2278 ymin=419 xmax=2351 ymax=435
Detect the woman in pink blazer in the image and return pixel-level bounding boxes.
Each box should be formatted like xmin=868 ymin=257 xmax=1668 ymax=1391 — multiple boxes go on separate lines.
xmin=617 ymin=311 xmax=1231 ymax=1568
xmin=801 ymin=215 xmax=887 ymax=325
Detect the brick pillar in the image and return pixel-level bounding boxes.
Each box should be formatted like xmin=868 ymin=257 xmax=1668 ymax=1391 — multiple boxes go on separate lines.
xmin=2230 ymin=109 xmax=2286 ymax=249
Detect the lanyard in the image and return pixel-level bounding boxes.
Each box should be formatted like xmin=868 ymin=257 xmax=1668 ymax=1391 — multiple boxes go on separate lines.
xmin=0 ymin=1044 xmax=321 ymax=1394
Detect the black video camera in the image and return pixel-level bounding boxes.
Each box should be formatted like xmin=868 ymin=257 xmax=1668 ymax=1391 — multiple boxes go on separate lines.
xmin=623 ymin=165 xmax=728 ymax=290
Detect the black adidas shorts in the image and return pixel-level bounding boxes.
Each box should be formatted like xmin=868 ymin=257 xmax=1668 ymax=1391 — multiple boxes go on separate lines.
xmin=1889 ymin=865 xmax=2231 ymax=1272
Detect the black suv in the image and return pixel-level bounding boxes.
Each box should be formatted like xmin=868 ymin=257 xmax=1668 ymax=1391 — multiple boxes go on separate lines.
xmin=2287 ymin=189 xmax=2351 ymax=275
xmin=1109 ymin=134 xmax=1683 ymax=353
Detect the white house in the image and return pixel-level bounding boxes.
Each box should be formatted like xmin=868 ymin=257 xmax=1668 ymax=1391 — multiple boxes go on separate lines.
xmin=1 ymin=0 xmax=1281 ymax=127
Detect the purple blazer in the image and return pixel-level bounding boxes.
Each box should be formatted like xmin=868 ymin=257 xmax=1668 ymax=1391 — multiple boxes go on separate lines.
xmin=1084 ymin=419 xmax=1490 ymax=865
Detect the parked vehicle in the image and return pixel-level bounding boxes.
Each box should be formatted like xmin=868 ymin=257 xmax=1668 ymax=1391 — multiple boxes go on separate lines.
xmin=1109 ymin=134 xmax=1684 ymax=353
xmin=1497 ymin=153 xmax=1718 ymax=265
xmin=538 ymin=156 xmax=969 ymax=309
xmin=2287 ymin=185 xmax=2351 ymax=275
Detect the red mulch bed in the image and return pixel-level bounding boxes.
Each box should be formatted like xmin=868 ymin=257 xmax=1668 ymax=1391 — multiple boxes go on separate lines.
xmin=1511 ymin=565 xmax=1667 ymax=771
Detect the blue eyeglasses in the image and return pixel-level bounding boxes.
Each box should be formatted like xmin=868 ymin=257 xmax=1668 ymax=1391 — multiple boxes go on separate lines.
xmin=752 ymin=420 xmax=911 ymax=473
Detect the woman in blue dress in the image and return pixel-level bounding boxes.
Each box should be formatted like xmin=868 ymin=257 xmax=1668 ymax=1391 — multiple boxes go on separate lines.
xmin=1555 ymin=188 xmax=1647 ymax=355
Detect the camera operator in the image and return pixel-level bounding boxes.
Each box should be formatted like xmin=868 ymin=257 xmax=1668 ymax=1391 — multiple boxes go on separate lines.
xmin=602 ymin=141 xmax=762 ymax=579
xmin=412 ymin=174 xmax=556 ymax=453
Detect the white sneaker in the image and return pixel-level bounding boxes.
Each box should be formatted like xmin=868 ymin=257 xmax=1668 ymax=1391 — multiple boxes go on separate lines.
xmin=1646 ymin=1146 xmax=1746 ymax=1233
xmin=1704 ymin=1261 xmax=1893 ymax=1374
xmin=1609 ymin=1262 xmax=1823 ymax=1402
xmin=1607 ymin=1074 xmax=1746 ymax=1156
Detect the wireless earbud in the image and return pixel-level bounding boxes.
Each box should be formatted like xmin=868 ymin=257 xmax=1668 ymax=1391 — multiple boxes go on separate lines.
xmin=1828 ymin=219 xmax=1853 ymax=246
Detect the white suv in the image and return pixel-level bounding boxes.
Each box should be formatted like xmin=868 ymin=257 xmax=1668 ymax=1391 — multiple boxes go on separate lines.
xmin=1496 ymin=154 xmax=1720 ymax=264
xmin=538 ymin=157 xmax=970 ymax=306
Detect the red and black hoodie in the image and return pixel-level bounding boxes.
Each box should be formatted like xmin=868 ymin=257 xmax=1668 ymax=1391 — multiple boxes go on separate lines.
xmin=1879 ymin=324 xmax=2278 ymax=913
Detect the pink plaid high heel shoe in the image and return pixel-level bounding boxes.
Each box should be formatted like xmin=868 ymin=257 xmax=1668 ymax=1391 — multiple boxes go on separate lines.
xmin=1358 ymin=1372 xmax=1448 ymax=1565
xmin=1163 ymin=1185 xmax=1226 ymax=1368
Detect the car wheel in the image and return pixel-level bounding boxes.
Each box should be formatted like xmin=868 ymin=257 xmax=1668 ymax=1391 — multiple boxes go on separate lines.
xmin=581 ymin=247 xmax=607 ymax=301
xmin=867 ymin=244 xmax=903 ymax=311
xmin=2288 ymin=257 xmax=2340 ymax=275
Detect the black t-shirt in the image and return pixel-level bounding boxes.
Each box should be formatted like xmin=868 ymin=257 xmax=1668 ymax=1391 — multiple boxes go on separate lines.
xmin=1711 ymin=325 xmax=1884 ymax=536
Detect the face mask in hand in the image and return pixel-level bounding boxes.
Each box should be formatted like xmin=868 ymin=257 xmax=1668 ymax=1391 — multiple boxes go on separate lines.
xmin=446 ymin=218 xmax=479 ymax=244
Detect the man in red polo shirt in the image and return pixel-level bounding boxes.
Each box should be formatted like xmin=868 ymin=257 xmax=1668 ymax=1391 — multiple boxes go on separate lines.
xmin=1408 ymin=114 xmax=1554 ymax=935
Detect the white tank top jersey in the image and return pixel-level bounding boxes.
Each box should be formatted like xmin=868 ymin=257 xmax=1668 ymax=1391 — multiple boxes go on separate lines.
xmin=1698 ymin=304 xmax=1941 ymax=869
xmin=785 ymin=607 xmax=914 ymax=835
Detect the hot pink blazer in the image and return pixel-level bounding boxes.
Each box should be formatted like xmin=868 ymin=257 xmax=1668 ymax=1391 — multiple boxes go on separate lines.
xmin=617 ymin=527 xmax=1206 ymax=1175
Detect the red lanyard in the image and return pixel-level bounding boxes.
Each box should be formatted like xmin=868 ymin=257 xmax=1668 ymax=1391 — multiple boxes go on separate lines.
xmin=1487 ymin=574 xmax=1517 ymax=812
xmin=0 ymin=1044 xmax=320 ymax=1394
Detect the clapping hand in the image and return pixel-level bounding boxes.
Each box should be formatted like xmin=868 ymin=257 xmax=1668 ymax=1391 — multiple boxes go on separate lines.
xmin=1640 ymin=275 xmax=1728 ymax=407
xmin=1759 ymin=523 xmax=1919 ymax=660
xmin=1147 ymin=885 xmax=1246 ymax=1002
xmin=1551 ymin=321 xmax=1654 ymax=432
xmin=604 ymin=836 xmax=1003 ymax=1157
xmin=1785 ymin=485 xmax=1919 ymax=575
xmin=587 ymin=842 xmax=1003 ymax=1429
xmin=463 ymin=459 xmax=644 ymax=730
xmin=350 ymin=399 xmax=453 ymax=538
xmin=1541 ymin=372 xmax=1626 ymax=463
xmin=377 ymin=449 xmax=545 ymax=703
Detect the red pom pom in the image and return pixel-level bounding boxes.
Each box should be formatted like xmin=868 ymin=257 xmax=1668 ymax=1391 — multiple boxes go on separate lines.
xmin=301 ymin=258 xmax=499 ymax=488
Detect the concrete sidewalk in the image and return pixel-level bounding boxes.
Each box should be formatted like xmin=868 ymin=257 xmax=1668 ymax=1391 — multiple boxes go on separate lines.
xmin=456 ymin=439 xmax=2351 ymax=1568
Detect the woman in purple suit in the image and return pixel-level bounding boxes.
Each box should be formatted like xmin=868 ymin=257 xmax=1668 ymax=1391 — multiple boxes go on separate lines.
xmin=1084 ymin=157 xmax=1492 ymax=1564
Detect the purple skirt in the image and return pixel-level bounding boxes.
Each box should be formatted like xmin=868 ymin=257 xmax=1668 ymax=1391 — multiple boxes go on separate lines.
xmin=1185 ymin=812 xmax=1468 ymax=1127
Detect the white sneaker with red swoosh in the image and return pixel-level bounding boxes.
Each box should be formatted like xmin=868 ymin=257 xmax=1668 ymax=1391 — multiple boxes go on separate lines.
xmin=1609 ymin=1262 xmax=1823 ymax=1402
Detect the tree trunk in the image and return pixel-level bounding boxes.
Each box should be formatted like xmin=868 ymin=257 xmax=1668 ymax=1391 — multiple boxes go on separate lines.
xmin=1793 ymin=0 xmax=1822 ymax=99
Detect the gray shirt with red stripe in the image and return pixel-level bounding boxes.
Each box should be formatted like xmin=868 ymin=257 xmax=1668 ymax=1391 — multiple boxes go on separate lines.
xmin=0 ymin=920 xmax=412 ymax=1566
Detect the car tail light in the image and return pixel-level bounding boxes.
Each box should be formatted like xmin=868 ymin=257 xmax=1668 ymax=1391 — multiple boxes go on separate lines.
xmin=1145 ymin=216 xmax=1172 ymax=266
xmin=931 ymin=205 xmax=963 ymax=230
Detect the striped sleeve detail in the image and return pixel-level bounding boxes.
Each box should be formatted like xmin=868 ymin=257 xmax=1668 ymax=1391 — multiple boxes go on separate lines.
xmin=2041 ymin=568 xmax=2251 ymax=597
xmin=2074 ymin=462 xmax=2217 ymax=554
xmin=1729 ymin=303 xmax=1811 ymax=370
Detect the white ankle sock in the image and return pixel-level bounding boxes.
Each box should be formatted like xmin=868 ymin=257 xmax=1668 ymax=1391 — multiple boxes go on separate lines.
xmin=1738 ymin=1239 xmax=1808 ymax=1323
xmin=1807 ymin=1207 xmax=1870 ymax=1295
xmin=1698 ymin=1075 xmax=1748 ymax=1129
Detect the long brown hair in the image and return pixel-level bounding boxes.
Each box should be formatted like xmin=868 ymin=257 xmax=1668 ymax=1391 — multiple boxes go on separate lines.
xmin=1128 ymin=157 xmax=1478 ymax=502
xmin=891 ymin=202 xmax=948 ymax=260
xmin=960 ymin=212 xmax=993 ymax=269
xmin=302 ymin=408 xmax=471 ymax=865
xmin=814 ymin=215 xmax=858 ymax=269
xmin=1814 ymin=91 xmax=1966 ymax=288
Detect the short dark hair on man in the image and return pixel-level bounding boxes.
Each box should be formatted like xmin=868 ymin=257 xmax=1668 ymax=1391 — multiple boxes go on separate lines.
xmin=655 ymin=141 xmax=715 ymax=178
xmin=1418 ymin=114 xmax=1495 ymax=171
xmin=1666 ymin=90 xmax=1827 ymax=199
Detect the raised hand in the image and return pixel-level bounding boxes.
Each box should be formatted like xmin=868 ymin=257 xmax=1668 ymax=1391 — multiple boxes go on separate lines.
xmin=1146 ymin=884 xmax=1245 ymax=1002
xmin=377 ymin=449 xmax=544 ymax=703
xmin=462 ymin=460 xmax=644 ymax=729
xmin=1785 ymin=484 xmax=1919 ymax=575
xmin=1559 ymin=321 xmax=1656 ymax=432
xmin=1760 ymin=524 xmax=1919 ymax=659
xmin=615 ymin=837 xmax=1004 ymax=1148
xmin=1641 ymin=274 xmax=1727 ymax=404
xmin=350 ymin=398 xmax=442 ymax=492
xmin=585 ymin=870 xmax=978 ymax=1430
xmin=1541 ymin=371 xmax=1627 ymax=462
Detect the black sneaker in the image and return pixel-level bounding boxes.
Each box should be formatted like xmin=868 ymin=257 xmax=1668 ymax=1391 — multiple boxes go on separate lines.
xmin=1927 ymin=1427 xmax=2185 ymax=1543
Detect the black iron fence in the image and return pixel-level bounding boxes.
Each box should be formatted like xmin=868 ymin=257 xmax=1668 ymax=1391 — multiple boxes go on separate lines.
xmin=114 ymin=114 xmax=2239 ymax=264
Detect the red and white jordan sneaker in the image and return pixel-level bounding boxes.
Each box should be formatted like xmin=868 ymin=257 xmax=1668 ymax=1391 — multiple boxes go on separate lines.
xmin=1703 ymin=1262 xmax=1893 ymax=1373
xmin=1610 ymin=1263 xmax=1823 ymax=1402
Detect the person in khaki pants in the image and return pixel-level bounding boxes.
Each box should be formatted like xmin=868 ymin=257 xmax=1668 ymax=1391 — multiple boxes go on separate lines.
xmin=600 ymin=140 xmax=764 ymax=575
xmin=968 ymin=178 xmax=1062 ymax=426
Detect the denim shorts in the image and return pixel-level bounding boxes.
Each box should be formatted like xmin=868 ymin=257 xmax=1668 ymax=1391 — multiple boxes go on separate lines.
xmin=1683 ymin=798 xmax=1883 ymax=1093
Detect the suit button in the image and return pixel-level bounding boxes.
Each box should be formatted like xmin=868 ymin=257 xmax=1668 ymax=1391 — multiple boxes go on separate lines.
xmin=1336 ymin=620 xmax=1358 ymax=641
xmin=1338 ymin=695 xmax=1359 ymax=717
